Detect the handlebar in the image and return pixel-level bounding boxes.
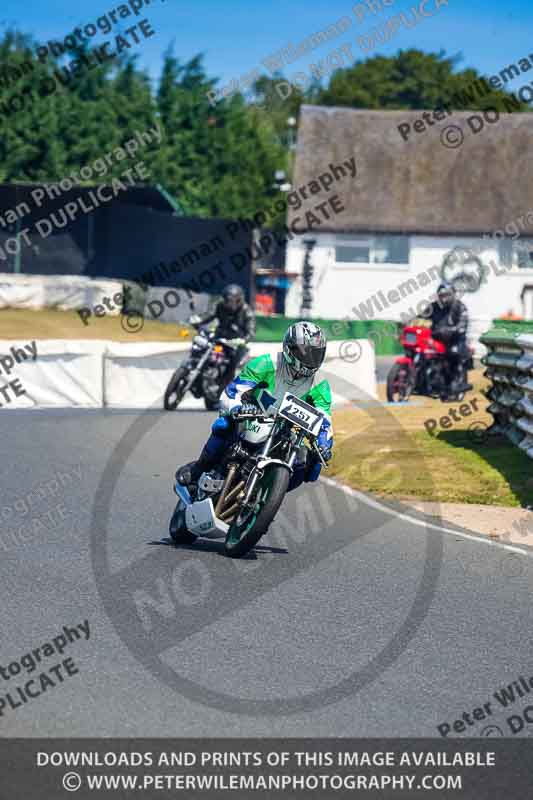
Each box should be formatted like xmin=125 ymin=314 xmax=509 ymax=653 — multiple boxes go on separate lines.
xmin=232 ymin=412 xmax=268 ymax=422
xmin=232 ymin=410 xmax=329 ymax=468
xmin=216 ymin=337 xmax=246 ymax=348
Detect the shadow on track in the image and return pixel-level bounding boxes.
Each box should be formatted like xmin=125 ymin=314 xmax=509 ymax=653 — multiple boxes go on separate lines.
xmin=148 ymin=537 xmax=289 ymax=558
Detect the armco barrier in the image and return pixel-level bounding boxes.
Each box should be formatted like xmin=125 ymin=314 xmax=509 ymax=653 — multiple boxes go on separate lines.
xmin=480 ymin=327 xmax=533 ymax=454
xmin=0 ymin=338 xmax=377 ymax=409
xmin=492 ymin=319 xmax=533 ymax=334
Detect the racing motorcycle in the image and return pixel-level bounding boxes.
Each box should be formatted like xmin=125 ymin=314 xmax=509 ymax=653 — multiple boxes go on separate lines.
xmin=168 ymin=392 xmax=328 ymax=558
xmin=386 ymin=323 xmax=473 ymax=403
xmin=164 ymin=325 xmax=246 ymax=412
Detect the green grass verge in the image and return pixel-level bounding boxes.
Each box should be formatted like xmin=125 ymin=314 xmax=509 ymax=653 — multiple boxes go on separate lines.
xmin=0 ymin=308 xmax=191 ymax=342
xmin=330 ymin=371 xmax=532 ymax=508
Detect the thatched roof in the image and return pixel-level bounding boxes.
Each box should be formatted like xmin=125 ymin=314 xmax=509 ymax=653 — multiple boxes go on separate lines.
xmin=290 ymin=105 xmax=533 ymax=235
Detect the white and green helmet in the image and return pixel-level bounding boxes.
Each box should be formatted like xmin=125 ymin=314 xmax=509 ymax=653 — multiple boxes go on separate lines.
xmin=282 ymin=321 xmax=327 ymax=379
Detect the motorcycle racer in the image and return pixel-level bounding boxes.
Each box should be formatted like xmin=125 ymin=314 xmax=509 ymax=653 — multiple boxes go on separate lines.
xmin=177 ymin=321 xmax=334 ymax=495
xmin=428 ymin=282 xmax=470 ymax=397
xmin=190 ymin=284 xmax=255 ymax=380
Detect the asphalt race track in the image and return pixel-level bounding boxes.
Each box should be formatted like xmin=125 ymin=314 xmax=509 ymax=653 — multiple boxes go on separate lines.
xmin=1 ymin=407 xmax=533 ymax=738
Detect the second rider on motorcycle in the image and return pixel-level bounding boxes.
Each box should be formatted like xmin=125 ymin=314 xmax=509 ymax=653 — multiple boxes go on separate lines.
xmin=190 ymin=284 xmax=255 ymax=383
xmin=428 ymin=283 xmax=471 ymax=399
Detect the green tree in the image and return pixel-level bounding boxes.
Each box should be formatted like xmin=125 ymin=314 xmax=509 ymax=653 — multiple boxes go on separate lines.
xmin=2 ymin=31 xmax=524 ymax=226
xmin=154 ymin=51 xmax=286 ymax=221
xmin=315 ymin=49 xmax=528 ymax=112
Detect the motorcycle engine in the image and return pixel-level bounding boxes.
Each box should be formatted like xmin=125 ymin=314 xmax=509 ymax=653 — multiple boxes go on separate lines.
xmin=426 ymin=365 xmax=446 ymax=397
xmin=197 ymin=472 xmax=224 ymax=500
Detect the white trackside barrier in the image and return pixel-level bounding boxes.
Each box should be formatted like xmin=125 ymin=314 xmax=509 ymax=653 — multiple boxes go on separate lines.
xmin=0 ymin=337 xmax=377 ymax=409
xmin=0 ymin=340 xmax=106 ymax=408
xmin=105 ymin=340 xmax=377 ymax=408
xmin=321 ymin=339 xmax=378 ymax=404
xmin=144 ymin=287 xmax=209 ymax=323
xmin=0 ymin=273 xmax=211 ymax=323
xmin=104 ymin=342 xmax=190 ymax=408
xmin=0 ymin=273 xmax=124 ymax=313
xmin=480 ymin=328 xmax=533 ymax=457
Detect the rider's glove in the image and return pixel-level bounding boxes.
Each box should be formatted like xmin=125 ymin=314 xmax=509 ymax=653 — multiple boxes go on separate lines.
xmin=189 ymin=314 xmax=201 ymax=326
xmin=434 ymin=324 xmax=454 ymax=340
xmin=221 ymin=403 xmax=256 ymax=419
xmin=229 ymin=337 xmax=246 ymax=347
xmin=232 ymin=403 xmax=257 ymax=419
xmin=317 ymin=426 xmax=333 ymax=462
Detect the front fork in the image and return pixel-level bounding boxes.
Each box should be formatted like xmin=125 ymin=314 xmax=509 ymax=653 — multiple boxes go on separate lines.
xmin=241 ymin=426 xmax=300 ymax=509
xmin=185 ymin=347 xmax=212 ymax=391
xmin=240 ymin=425 xmax=277 ymax=509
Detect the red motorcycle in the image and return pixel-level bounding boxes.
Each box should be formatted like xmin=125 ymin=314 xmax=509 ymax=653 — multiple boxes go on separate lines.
xmin=386 ymin=324 xmax=473 ymax=403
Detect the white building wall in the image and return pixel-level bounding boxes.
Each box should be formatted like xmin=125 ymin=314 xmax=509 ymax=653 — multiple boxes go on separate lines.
xmin=286 ymin=233 xmax=533 ymax=349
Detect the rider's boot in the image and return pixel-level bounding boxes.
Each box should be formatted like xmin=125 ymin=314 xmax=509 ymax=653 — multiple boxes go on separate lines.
xmin=450 ymin=366 xmax=472 ymax=397
xmin=175 ymin=438 xmax=222 ymax=496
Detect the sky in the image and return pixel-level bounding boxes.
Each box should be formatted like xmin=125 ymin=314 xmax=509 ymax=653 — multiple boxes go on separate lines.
xmin=2 ymin=0 xmax=533 ymax=95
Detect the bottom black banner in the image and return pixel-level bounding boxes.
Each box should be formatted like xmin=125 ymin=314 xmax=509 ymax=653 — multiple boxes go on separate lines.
xmin=1 ymin=739 xmax=532 ymax=798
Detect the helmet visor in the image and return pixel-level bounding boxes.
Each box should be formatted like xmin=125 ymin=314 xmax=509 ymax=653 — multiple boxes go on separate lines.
xmin=224 ymin=295 xmax=242 ymax=311
xmin=438 ymin=289 xmax=454 ymax=306
xmin=292 ymin=343 xmax=326 ymax=370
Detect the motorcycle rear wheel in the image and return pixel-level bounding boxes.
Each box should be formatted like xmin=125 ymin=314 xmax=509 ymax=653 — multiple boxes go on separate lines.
xmin=386 ymin=363 xmax=415 ymax=402
xmin=164 ymin=367 xmax=187 ymax=411
xmin=224 ymin=465 xmax=290 ymax=558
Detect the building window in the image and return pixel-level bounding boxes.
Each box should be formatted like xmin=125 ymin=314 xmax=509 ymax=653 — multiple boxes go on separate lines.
xmin=513 ymin=239 xmax=533 ymax=269
xmin=335 ymin=237 xmax=370 ymax=263
xmin=334 ymin=235 xmax=410 ymax=265
xmin=498 ymin=239 xmax=513 ymax=268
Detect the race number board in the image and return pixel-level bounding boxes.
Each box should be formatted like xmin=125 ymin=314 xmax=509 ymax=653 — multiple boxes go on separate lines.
xmin=278 ymin=393 xmax=323 ymax=436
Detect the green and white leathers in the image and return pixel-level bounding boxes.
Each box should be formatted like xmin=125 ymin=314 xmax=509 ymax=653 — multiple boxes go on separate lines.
xmin=220 ymin=351 xmax=333 ymax=428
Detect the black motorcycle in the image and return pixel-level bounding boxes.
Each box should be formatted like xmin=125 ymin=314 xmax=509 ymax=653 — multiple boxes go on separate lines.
xmin=164 ymin=325 xmax=245 ymax=411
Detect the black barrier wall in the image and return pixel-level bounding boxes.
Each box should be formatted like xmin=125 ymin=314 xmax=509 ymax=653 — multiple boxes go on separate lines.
xmin=0 ymin=184 xmax=254 ymax=299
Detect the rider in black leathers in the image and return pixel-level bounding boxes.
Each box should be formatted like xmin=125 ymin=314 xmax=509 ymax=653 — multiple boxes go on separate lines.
xmin=428 ymin=283 xmax=471 ymax=396
xmin=190 ymin=284 xmax=255 ymax=382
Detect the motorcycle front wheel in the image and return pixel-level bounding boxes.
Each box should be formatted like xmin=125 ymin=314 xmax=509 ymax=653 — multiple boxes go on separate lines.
xmin=164 ymin=367 xmax=188 ymax=411
xmin=224 ymin=465 xmax=290 ymax=558
xmin=386 ymin=363 xmax=415 ymax=402
xmin=201 ymin=368 xmax=223 ymax=411
xmin=169 ymin=500 xmax=197 ymax=545
xmin=204 ymin=397 xmax=220 ymax=411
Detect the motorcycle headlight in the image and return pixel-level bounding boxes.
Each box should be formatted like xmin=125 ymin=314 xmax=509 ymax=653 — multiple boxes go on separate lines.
xmin=193 ymin=335 xmax=208 ymax=348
